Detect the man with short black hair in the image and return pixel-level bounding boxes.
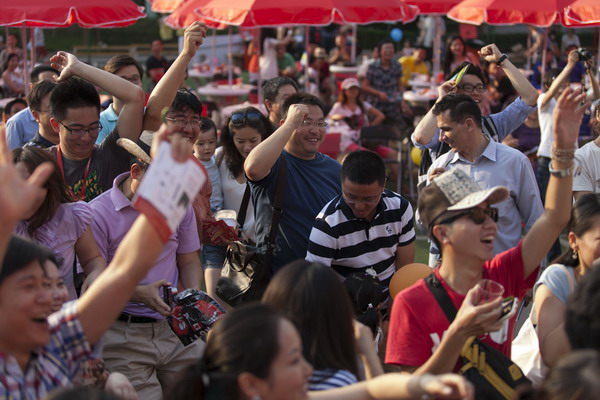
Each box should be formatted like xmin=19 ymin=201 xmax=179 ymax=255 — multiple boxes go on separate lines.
xmin=425 ymin=94 xmax=542 ymax=264
xmin=245 ymin=92 xmax=341 ymax=272
xmin=566 ymin=259 xmax=600 ymax=351
xmin=97 ymin=55 xmax=145 ymax=143
xmin=6 ymin=65 xmax=59 ymax=149
xmin=306 ymin=150 xmax=415 ymax=287
xmin=262 ymin=76 xmax=298 ymax=127
xmin=24 ymin=80 xmax=58 ymax=148
xmin=48 ymin=51 xmax=145 ymax=201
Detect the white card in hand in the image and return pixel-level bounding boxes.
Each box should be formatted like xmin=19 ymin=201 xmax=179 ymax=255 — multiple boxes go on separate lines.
xmin=133 ymin=141 xmax=206 ymax=242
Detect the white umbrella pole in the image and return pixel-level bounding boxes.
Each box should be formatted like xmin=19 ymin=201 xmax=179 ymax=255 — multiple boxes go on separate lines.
xmin=227 ymin=26 xmax=233 ymax=87
xmin=351 ymin=24 xmax=357 ymax=64
xmin=305 ymin=26 xmax=310 ymax=91
xmin=432 ymin=15 xmax=442 ymax=86
xmin=541 ymin=28 xmax=548 ymax=93
xmin=30 ymin=28 xmax=36 ymax=66
xmin=211 ymin=28 xmax=216 ymax=68
xmin=257 ymin=30 xmax=263 ymax=105
xmin=20 ymin=23 xmax=30 ymax=95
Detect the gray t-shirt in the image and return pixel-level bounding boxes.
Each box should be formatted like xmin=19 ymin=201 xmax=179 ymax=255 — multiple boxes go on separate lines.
xmin=534 ymin=263 xmax=576 ymax=304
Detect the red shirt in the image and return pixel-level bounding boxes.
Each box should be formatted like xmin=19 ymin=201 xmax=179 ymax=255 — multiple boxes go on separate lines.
xmin=385 ymin=241 xmax=537 ymax=369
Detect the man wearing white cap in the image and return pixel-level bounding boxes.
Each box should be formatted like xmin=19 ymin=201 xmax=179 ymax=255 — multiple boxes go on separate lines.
xmin=385 ymin=88 xmax=584 ymax=374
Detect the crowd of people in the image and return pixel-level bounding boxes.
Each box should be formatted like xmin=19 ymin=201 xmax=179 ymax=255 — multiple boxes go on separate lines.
xmin=1 ymin=19 xmax=600 ymax=400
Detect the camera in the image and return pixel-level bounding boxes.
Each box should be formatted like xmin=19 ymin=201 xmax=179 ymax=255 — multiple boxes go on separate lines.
xmin=576 ymin=48 xmax=593 ymax=62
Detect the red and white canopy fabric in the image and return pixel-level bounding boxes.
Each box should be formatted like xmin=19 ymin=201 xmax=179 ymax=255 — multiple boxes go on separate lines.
xmin=447 ymin=0 xmax=600 ymax=27
xmin=165 ymin=0 xmax=418 ymax=29
xmin=0 ymin=0 xmax=145 ymax=28
xmin=149 ymin=0 xmax=186 ymax=13
xmin=404 ymin=0 xmax=461 ymax=15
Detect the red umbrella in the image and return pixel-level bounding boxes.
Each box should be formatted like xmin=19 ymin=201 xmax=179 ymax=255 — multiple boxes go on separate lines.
xmin=166 ymin=0 xmax=418 ymax=28
xmin=0 ymin=0 xmax=145 ymax=28
xmin=447 ymin=0 xmax=600 ymax=27
xmin=404 ymin=0 xmax=460 ymax=15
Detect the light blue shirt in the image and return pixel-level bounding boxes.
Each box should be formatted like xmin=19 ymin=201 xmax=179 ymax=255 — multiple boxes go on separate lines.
xmin=534 ymin=264 xmax=576 ymax=304
xmin=427 ymin=139 xmax=543 ymax=256
xmin=412 ymin=97 xmax=535 ymax=152
xmin=6 ymin=107 xmax=38 ymax=149
xmin=201 ymin=155 xmax=224 ymax=212
xmin=96 ymin=105 xmax=118 ymax=144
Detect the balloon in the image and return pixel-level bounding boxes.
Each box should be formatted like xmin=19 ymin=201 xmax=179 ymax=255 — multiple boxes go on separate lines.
xmin=389 ymin=263 xmax=432 ymax=299
xmin=411 ymin=146 xmax=422 ymax=166
xmin=390 ymin=28 xmax=403 ymax=42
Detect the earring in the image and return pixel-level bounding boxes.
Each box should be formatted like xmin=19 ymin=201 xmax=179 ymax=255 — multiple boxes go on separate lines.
xmin=572 ymin=250 xmax=579 ymax=260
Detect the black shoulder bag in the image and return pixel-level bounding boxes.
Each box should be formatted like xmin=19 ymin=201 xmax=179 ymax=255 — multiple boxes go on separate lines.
xmin=216 ymin=158 xmax=287 ymax=307
xmin=425 ymin=274 xmax=530 ymax=400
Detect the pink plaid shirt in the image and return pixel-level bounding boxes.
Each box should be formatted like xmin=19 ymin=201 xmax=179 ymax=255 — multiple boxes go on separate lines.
xmin=0 ymin=301 xmax=92 ymax=399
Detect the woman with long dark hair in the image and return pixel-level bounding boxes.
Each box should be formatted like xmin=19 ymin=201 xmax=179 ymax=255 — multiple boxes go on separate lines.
xmin=442 ymin=36 xmax=479 ymax=76
xmin=12 ymin=146 xmax=106 ymax=299
xmin=262 ymin=261 xmax=384 ymax=390
xmin=531 ymin=193 xmax=600 ymax=369
xmin=168 ymin=303 xmax=473 ymax=400
xmin=2 ymin=53 xmax=25 ymax=97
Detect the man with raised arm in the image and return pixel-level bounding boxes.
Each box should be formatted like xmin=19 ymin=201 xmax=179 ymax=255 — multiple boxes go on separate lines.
xmin=47 ymin=51 xmax=145 ymax=201
xmin=245 ymin=93 xmax=341 ymax=272
xmin=0 ymin=126 xmax=201 ymax=398
xmin=386 ymin=88 xmax=584 ymax=374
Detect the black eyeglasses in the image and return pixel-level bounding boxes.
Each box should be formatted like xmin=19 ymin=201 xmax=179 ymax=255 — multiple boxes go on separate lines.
xmin=59 ymin=121 xmax=102 ymax=136
xmin=230 ymin=111 xmax=263 ymax=126
xmin=438 ymin=207 xmax=499 ymax=225
xmin=457 ymin=84 xmax=487 ymax=93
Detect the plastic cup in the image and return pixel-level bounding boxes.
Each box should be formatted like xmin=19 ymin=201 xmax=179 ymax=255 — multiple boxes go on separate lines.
xmin=474 ymin=279 xmax=504 ymax=305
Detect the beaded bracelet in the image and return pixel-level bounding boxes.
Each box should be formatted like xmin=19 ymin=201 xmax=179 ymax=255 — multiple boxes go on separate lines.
xmin=551 ymin=144 xmax=576 ymax=163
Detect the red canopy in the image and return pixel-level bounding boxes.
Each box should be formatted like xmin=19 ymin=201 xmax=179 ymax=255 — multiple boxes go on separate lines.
xmin=165 ymin=0 xmax=418 ymax=28
xmin=149 ymin=0 xmax=186 ymax=14
xmin=404 ymin=0 xmax=461 ymax=15
xmin=447 ymin=0 xmax=600 ymax=27
xmin=0 ymin=0 xmax=145 ymax=28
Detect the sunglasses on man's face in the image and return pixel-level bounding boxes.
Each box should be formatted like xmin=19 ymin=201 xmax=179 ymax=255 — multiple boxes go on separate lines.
xmin=230 ymin=111 xmax=263 ymax=126
xmin=438 ymin=207 xmax=499 ymax=225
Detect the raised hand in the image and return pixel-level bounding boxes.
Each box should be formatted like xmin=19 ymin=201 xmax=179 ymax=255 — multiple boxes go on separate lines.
xmin=283 ymin=104 xmax=310 ymax=129
xmin=183 ymin=21 xmax=208 ymax=58
xmin=478 ymin=44 xmax=503 ymax=64
xmin=553 ymin=87 xmax=588 ymax=149
xmin=0 ymin=127 xmax=52 ymax=226
xmin=49 ymin=51 xmax=81 ymax=82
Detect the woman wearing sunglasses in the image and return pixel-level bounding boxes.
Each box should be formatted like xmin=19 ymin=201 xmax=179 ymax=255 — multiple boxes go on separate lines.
xmin=208 ymin=107 xmax=273 ymax=297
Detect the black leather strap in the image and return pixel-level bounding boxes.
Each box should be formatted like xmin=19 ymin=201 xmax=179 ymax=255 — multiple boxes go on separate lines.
xmin=424 ymin=273 xmax=457 ymax=323
xmin=236 ymin=184 xmax=251 ymax=230
xmin=266 ymin=157 xmax=287 ymax=255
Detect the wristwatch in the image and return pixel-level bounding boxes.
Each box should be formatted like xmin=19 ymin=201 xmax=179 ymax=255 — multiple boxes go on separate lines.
xmin=496 ymin=54 xmax=508 ymax=66
xmin=549 ymin=166 xmax=573 ymax=178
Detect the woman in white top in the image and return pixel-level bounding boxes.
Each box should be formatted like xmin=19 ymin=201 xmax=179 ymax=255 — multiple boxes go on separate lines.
xmin=2 ymin=53 xmax=25 ymax=97
xmin=533 ymin=193 xmax=600 ymax=369
xmin=260 ymin=28 xmax=293 ymax=80
xmin=217 ymin=106 xmax=274 ymax=244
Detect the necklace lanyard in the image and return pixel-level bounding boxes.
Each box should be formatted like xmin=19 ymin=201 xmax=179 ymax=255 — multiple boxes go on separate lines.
xmin=56 ymin=144 xmax=92 ymax=201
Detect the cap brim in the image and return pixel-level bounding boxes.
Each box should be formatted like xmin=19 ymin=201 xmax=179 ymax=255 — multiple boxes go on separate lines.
xmin=447 ymin=185 xmax=509 ymax=212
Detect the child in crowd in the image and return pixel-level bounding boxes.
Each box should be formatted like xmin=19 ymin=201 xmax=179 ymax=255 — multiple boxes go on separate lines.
xmin=193 ymin=117 xmax=226 ymax=299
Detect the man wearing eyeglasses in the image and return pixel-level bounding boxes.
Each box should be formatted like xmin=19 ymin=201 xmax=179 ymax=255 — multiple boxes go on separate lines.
xmin=386 ymin=88 xmax=582 ymax=374
xmin=412 ymin=44 xmax=538 ymax=170
xmin=245 ymin=92 xmax=342 ymax=272
xmin=47 ymin=51 xmax=145 ymax=202
xmin=306 ymin=150 xmax=415 ymax=289
xmin=424 ymin=94 xmax=542 ymax=266
xmin=96 ymin=55 xmax=145 ymax=144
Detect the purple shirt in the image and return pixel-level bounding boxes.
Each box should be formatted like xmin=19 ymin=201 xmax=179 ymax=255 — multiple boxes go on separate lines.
xmin=16 ymin=202 xmax=93 ymax=300
xmin=89 ymin=172 xmax=200 ymax=319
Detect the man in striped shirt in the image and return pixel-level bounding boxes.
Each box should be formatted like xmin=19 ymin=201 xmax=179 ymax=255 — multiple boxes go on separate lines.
xmin=306 ymin=150 xmax=415 ymax=287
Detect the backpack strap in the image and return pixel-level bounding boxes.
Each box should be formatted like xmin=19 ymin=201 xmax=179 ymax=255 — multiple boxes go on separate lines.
xmin=482 ymin=116 xmax=499 ymax=142
xmin=265 ymin=157 xmax=287 ymax=255
xmin=236 ymin=184 xmax=251 ymax=233
xmin=425 ymin=273 xmax=457 ymax=322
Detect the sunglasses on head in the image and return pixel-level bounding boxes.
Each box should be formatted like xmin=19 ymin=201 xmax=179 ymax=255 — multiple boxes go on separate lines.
xmin=438 ymin=207 xmax=499 ymax=225
xmin=230 ymin=111 xmax=263 ymax=126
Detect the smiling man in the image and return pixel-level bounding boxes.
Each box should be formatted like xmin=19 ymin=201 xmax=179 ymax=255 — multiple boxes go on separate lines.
xmin=306 ymin=150 xmax=415 ymax=288
xmin=386 ymin=88 xmax=581 ymax=374
xmin=424 ymin=94 xmax=542 ymax=265
xmin=245 ymin=93 xmax=341 ymax=272
xmin=48 ymin=51 xmax=144 ymax=202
